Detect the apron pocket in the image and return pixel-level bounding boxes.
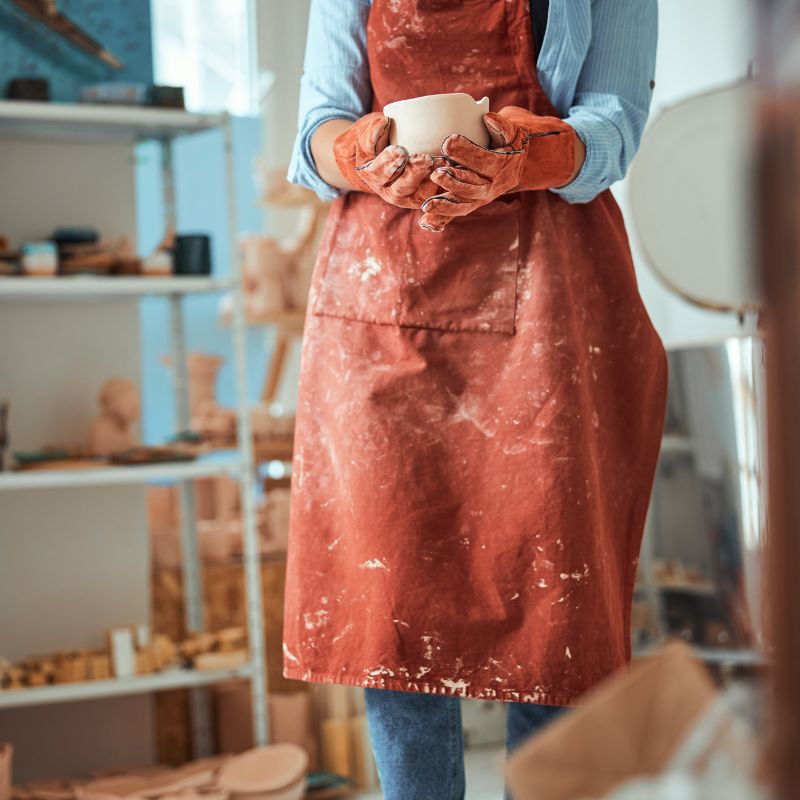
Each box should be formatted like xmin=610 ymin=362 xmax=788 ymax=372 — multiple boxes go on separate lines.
xmin=311 ymin=193 xmax=520 ymax=335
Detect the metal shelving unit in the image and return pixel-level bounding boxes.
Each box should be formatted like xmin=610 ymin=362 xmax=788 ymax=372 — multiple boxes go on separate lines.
xmin=0 ymin=276 xmax=234 ymax=301
xmin=0 ymin=456 xmax=243 ymax=491
xmin=0 ymin=665 xmax=254 ymax=710
xmin=0 ymin=103 xmax=268 ymax=754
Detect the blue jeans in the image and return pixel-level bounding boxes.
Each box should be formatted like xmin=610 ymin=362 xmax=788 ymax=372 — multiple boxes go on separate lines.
xmin=364 ymin=688 xmax=565 ymax=800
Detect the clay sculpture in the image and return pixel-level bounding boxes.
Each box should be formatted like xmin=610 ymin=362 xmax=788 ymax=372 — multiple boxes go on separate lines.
xmin=89 ymin=378 xmax=140 ymax=456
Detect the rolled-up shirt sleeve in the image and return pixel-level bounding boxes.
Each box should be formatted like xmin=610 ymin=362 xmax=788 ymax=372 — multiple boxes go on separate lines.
xmin=287 ymin=0 xmax=373 ymax=202
xmin=551 ymin=0 xmax=658 ymax=204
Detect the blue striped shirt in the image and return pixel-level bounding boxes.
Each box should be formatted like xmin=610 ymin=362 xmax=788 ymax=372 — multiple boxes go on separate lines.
xmin=288 ymin=0 xmax=658 ymax=205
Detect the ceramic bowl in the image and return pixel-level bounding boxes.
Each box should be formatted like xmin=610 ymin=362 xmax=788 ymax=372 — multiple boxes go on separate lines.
xmin=383 ymin=92 xmax=490 ymax=156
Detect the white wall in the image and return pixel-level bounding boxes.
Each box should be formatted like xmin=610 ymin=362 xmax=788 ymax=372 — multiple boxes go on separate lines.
xmin=0 ymin=138 xmax=153 ymax=782
xmin=252 ymin=0 xmax=312 ymax=409
xmin=256 ymin=0 xmax=759 ymax=350
xmin=254 ymin=0 xmax=311 ymax=175
xmin=619 ymin=0 xmax=758 ymax=347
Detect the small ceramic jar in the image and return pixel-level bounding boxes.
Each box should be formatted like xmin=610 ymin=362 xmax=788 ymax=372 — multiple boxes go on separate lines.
xmin=21 ymin=242 xmax=58 ymax=277
xmin=384 ymin=92 xmax=491 ymax=156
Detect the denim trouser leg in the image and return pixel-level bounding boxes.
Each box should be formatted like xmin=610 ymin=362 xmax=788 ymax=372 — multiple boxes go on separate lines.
xmin=504 ymin=702 xmax=565 ymax=800
xmin=364 ymin=688 xmax=466 ymax=800
xmin=505 ymin=701 xmax=565 ymax=753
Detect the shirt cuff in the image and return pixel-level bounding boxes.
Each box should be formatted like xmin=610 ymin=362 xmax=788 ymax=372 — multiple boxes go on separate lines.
xmin=549 ymin=112 xmax=622 ymax=204
xmin=288 ymin=109 xmax=361 ymax=203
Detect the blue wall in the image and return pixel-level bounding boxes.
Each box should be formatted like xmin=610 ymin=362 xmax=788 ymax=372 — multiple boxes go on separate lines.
xmin=0 ymin=0 xmax=153 ymax=101
xmin=136 ymin=118 xmax=270 ymax=445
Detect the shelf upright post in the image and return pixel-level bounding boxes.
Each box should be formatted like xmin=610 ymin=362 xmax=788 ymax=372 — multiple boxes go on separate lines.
xmin=223 ymin=113 xmax=269 ymax=746
xmin=162 ymin=134 xmax=213 ymax=757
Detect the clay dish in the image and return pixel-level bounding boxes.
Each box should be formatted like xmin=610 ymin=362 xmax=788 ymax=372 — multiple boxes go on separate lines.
xmin=139 ymin=766 xmax=216 ymax=798
xmin=384 ymin=92 xmax=490 ymax=156
xmin=81 ymin=775 xmax=155 ymax=797
xmin=217 ymin=744 xmax=308 ymax=797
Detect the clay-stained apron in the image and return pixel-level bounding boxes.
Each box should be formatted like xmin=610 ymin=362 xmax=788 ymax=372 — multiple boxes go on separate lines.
xmin=283 ymin=0 xmax=668 ymax=705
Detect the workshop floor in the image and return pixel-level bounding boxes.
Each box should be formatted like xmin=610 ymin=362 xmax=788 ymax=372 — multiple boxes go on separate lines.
xmin=355 ymin=745 xmax=507 ymax=799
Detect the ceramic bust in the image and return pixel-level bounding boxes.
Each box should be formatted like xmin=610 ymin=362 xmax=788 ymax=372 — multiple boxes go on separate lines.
xmin=89 ymin=378 xmax=140 ymax=456
xmin=384 ymin=92 xmax=491 ymax=156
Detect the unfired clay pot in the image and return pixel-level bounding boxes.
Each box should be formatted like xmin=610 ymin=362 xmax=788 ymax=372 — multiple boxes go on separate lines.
xmin=384 ymin=92 xmax=490 ymax=156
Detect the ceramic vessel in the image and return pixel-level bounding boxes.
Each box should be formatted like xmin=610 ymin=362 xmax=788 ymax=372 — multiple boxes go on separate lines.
xmin=383 ymin=92 xmax=490 ymax=156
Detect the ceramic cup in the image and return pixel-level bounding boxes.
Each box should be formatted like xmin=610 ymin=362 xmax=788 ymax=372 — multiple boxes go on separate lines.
xmin=383 ymin=92 xmax=491 ymax=156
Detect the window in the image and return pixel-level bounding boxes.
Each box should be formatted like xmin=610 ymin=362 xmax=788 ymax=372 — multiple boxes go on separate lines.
xmin=151 ymin=0 xmax=256 ymax=115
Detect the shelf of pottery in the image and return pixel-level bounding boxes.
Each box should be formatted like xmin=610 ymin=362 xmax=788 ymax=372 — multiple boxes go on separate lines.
xmin=631 ymin=336 xmax=767 ymax=671
xmin=0 ymin=101 xmax=269 ymax=756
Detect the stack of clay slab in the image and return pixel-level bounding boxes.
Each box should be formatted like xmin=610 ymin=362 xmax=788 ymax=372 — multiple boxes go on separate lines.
xmin=218 ymin=745 xmax=308 ymax=800
xmin=10 ymin=745 xmax=308 ymax=800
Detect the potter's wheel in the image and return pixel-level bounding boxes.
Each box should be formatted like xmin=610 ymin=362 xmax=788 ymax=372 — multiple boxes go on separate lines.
xmin=629 ymin=80 xmax=762 ymax=313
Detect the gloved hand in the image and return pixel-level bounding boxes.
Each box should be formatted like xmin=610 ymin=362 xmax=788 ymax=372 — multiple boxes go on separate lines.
xmin=333 ymin=112 xmax=446 ymax=209
xmin=419 ymin=107 xmax=579 ymax=232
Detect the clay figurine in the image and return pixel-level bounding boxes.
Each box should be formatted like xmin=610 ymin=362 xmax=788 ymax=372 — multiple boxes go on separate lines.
xmin=142 ymin=225 xmax=176 ymax=277
xmin=384 ymin=92 xmax=491 ymax=156
xmin=89 ymin=378 xmax=140 ymax=456
xmin=161 ymin=353 xmax=236 ymax=445
xmin=220 ymin=168 xmax=330 ymax=321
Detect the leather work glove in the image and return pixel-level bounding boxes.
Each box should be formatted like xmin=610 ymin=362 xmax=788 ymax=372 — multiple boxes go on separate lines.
xmin=333 ymin=112 xmax=446 ymax=209
xmin=419 ymin=107 xmax=579 ymax=232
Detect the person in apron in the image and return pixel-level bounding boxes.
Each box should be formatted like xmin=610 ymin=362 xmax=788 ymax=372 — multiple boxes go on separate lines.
xmin=284 ymin=2 xmax=666 ymax=798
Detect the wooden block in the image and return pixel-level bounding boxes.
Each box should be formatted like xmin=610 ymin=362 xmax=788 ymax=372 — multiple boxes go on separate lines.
xmin=72 ymin=651 xmax=90 ymax=682
xmin=213 ymin=681 xmax=254 ymax=754
xmin=194 ymin=632 xmax=216 ymax=653
xmin=88 ymin=653 xmax=112 ymax=681
xmin=194 ymin=650 xmax=248 ymax=671
xmin=216 ymin=627 xmax=247 ymax=652
xmin=320 ymin=718 xmax=354 ymax=779
xmin=270 ymin=691 xmax=318 ymax=768
xmin=319 ymin=685 xmax=353 ymax=720
xmin=5 ymin=669 xmax=24 ymax=690
xmin=133 ymin=623 xmax=151 ymax=648
xmin=152 ymin=634 xmax=179 ymax=670
xmin=151 ymin=559 xmax=305 ymax=765
xmin=350 ymin=687 xmax=366 ymax=716
xmin=109 ymin=628 xmax=137 ymax=678
xmin=136 ymin=649 xmax=155 ymax=676
xmin=349 ymin=715 xmax=378 ymax=789
xmin=54 ymin=652 xmax=87 ymax=683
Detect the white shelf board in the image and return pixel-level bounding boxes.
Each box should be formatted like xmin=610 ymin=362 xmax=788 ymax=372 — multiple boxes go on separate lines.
xmin=0 ymin=100 xmax=225 ymax=143
xmin=0 ymin=664 xmax=253 ymax=709
xmin=0 ymin=276 xmax=235 ymax=302
xmin=0 ymin=455 xmax=242 ymax=491
xmin=634 ymin=644 xmax=765 ymax=667
xmin=661 ymin=433 xmax=694 ymax=454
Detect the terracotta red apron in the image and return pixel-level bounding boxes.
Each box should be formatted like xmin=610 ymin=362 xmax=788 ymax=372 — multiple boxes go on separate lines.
xmin=283 ymin=0 xmax=668 ymax=706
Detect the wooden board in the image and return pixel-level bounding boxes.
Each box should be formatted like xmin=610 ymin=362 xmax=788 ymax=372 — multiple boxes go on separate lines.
xmin=151 ymin=559 xmax=305 ymax=764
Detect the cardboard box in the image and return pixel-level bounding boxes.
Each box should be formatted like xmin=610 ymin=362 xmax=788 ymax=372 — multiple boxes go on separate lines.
xmin=505 ymin=641 xmax=717 ymax=800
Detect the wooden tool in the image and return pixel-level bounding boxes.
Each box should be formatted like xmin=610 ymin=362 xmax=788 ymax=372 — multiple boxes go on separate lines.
xmin=11 ymin=0 xmax=124 ymax=70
